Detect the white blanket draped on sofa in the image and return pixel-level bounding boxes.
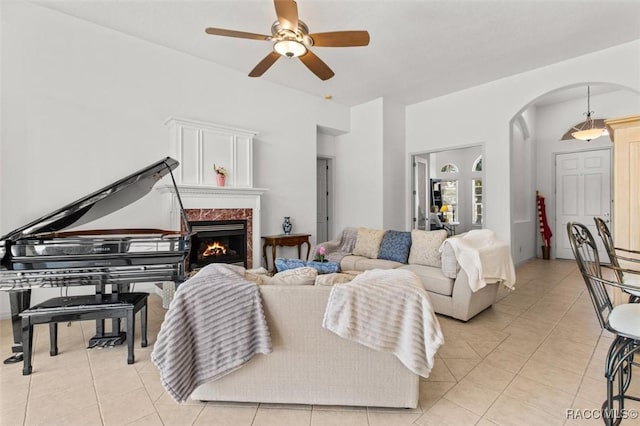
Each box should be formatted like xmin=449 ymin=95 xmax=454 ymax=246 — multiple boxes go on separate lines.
xmin=151 ymin=264 xmax=272 ymax=403
xmin=322 ymin=268 xmax=444 ymax=378
xmin=441 ymin=229 xmax=516 ymax=292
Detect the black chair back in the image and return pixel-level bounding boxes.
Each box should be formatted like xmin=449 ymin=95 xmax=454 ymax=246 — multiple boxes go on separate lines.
xmin=567 ymin=222 xmax=613 ymax=331
xmin=594 ymin=217 xmax=624 ymax=283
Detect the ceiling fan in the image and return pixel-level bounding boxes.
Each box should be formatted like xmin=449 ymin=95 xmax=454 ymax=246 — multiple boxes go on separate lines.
xmin=205 ymin=0 xmax=370 ymax=81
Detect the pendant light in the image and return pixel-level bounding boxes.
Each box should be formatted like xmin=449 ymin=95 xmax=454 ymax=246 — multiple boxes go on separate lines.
xmin=560 ymin=86 xmax=609 ymax=142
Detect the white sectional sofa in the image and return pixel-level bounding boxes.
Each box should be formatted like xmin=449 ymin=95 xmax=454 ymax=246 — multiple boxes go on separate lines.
xmin=190 ymin=284 xmax=420 ymax=408
xmin=316 ymin=227 xmax=502 ymax=322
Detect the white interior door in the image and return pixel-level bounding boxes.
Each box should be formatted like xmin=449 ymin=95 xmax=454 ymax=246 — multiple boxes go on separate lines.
xmin=317 ymin=158 xmax=329 ymax=243
xmin=555 ymin=149 xmax=611 ymax=260
xmin=412 ymin=157 xmax=428 ymax=229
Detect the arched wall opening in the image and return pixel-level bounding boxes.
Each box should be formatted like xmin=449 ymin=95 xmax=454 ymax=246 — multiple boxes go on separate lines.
xmin=509 ymin=82 xmax=640 ymax=264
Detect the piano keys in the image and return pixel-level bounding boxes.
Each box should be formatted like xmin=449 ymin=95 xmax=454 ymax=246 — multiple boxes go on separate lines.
xmin=0 ymin=157 xmax=191 ymax=363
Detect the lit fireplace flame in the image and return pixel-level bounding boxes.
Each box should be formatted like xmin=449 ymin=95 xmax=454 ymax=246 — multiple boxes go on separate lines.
xmin=202 ymin=241 xmax=227 ymax=257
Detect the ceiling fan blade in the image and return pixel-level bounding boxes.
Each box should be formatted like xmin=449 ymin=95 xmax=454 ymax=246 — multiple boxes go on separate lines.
xmin=249 ymin=52 xmax=281 ymax=77
xmin=274 ymin=0 xmax=299 ymax=32
xmin=310 ymin=31 xmax=370 ymax=47
xmin=205 ymin=27 xmax=272 ymax=41
xmin=299 ymin=50 xmax=334 ymax=81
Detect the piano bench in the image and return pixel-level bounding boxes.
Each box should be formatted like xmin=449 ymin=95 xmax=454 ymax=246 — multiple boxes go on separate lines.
xmin=19 ymin=293 xmax=148 ymax=375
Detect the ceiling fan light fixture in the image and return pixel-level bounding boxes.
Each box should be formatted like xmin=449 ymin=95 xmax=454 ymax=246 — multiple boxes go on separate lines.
xmin=274 ymin=39 xmax=307 ymax=57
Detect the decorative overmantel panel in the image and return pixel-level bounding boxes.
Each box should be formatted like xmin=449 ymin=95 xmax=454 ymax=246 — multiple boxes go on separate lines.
xmin=161 ymin=117 xmax=267 ymax=269
xmin=165 ymin=117 xmax=257 ymax=188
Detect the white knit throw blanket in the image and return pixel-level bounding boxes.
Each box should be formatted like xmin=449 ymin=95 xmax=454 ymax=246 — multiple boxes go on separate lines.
xmin=442 ymin=229 xmax=516 ymax=292
xmin=151 ymin=264 xmax=272 ymax=403
xmin=322 ymin=269 xmax=444 ymax=378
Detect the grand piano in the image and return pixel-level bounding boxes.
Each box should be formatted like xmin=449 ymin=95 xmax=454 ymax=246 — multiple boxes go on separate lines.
xmin=0 ymin=157 xmax=191 ymax=363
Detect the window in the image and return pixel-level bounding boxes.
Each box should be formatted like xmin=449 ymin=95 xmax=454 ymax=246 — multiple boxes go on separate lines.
xmin=472 ymin=179 xmax=483 ymax=225
xmin=441 ymin=163 xmax=459 ymax=173
xmin=472 ymin=156 xmax=482 ymax=172
xmin=441 ymin=180 xmax=458 ymax=222
xmin=471 ymin=155 xmax=483 ymax=226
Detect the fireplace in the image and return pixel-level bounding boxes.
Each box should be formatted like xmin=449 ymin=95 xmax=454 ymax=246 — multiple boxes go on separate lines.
xmin=189 ymin=220 xmax=247 ymax=270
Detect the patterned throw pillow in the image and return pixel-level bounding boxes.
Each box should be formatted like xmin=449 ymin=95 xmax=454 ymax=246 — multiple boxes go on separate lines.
xmin=408 ymin=230 xmax=448 ymax=267
xmin=306 ymin=260 xmax=340 ymax=274
xmin=378 ymin=231 xmax=412 ymax=263
xmin=275 ymin=258 xmax=306 ymax=272
xmin=352 ymin=228 xmax=386 ymax=259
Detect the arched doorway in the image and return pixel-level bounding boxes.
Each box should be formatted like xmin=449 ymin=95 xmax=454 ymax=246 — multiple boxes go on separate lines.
xmin=509 ymin=83 xmax=640 ymax=263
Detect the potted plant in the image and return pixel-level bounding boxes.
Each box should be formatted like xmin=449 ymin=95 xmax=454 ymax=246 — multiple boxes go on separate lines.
xmin=213 ymin=164 xmax=227 ymax=186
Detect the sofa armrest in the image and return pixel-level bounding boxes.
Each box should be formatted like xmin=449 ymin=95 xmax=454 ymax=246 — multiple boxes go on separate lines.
xmin=440 ymin=241 xmax=459 ymax=278
xmin=450 ymin=270 xmax=500 ymax=321
xmin=312 ymin=239 xmax=341 ymax=258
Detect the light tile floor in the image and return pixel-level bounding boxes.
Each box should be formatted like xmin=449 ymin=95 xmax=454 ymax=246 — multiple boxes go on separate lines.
xmin=2 ymin=259 xmax=640 ymax=425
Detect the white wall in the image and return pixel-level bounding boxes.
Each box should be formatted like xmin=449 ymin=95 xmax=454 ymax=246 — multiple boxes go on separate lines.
xmin=333 ymin=99 xmax=384 ymax=231
xmin=407 ymin=40 xmax=640 ymax=245
xmin=0 ymin=2 xmax=349 ymax=317
xmin=510 ymin=107 xmax=536 ymax=264
xmin=382 ymin=99 xmax=406 ymax=230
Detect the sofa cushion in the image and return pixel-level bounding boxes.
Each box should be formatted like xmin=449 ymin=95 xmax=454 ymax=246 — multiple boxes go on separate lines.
xmin=408 ymin=230 xmax=448 ymax=267
xmin=398 ymin=264 xmax=454 ymax=296
xmin=263 ymin=267 xmax=318 ymax=286
xmin=352 ymin=228 xmax=386 ymax=259
xmin=340 ymin=255 xmax=403 ymax=271
xmin=356 ymin=257 xmax=404 ymax=271
xmin=378 ymin=230 xmax=412 ymax=263
xmin=340 ymin=255 xmax=368 ymax=271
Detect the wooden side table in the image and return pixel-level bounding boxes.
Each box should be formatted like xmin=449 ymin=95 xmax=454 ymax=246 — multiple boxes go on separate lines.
xmin=262 ymin=233 xmax=311 ymax=271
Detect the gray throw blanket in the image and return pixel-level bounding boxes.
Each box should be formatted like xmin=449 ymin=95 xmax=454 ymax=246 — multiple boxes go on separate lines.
xmin=313 ymin=227 xmax=358 ymax=263
xmin=151 ymin=264 xmax=272 ymax=403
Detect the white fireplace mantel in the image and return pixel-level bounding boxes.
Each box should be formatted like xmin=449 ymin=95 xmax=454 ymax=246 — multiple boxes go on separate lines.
xmin=159 ymin=184 xmax=268 ymax=268
xmin=164 ymin=184 xmax=269 ymax=198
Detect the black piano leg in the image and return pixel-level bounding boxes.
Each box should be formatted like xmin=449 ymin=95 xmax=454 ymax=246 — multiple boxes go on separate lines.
xmin=112 ymin=283 xmax=130 ymax=339
xmin=126 ymin=310 xmax=134 ymax=365
xmin=49 ymin=323 xmax=58 ymax=356
xmin=21 ymin=318 xmax=33 ymax=375
xmin=4 ymin=289 xmax=30 ymax=365
xmin=141 ymin=303 xmax=148 ymax=348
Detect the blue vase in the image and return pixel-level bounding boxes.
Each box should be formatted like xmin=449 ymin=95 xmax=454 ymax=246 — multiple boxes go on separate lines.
xmin=282 ymin=217 xmax=292 ymax=235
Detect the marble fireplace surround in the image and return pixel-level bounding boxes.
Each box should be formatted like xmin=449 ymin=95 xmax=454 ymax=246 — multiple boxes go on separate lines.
xmin=185 ymin=208 xmax=253 ymax=268
xmin=160 ymin=185 xmax=268 ymax=269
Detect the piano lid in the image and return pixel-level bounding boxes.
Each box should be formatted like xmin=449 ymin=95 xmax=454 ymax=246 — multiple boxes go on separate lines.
xmin=1 ymin=157 xmax=180 ymax=242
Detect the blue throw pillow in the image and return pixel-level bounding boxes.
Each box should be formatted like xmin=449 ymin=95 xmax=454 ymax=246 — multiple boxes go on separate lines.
xmin=306 ymin=260 xmax=340 ymax=274
xmin=275 ymin=258 xmax=306 ymax=272
xmin=378 ymin=231 xmax=412 ymax=263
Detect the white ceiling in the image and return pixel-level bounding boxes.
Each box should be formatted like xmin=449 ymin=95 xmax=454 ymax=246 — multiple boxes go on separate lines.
xmin=34 ymin=0 xmax=640 ymax=106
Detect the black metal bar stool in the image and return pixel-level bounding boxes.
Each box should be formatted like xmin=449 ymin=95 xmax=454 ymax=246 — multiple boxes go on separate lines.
xmin=568 ymin=222 xmax=640 ymax=426
xmin=20 ymin=292 xmax=148 ymax=375
xmin=594 ymin=216 xmax=640 ymax=303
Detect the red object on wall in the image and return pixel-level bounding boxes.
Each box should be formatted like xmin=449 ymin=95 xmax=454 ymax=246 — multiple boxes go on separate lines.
xmin=536 ymin=191 xmax=553 ymax=247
